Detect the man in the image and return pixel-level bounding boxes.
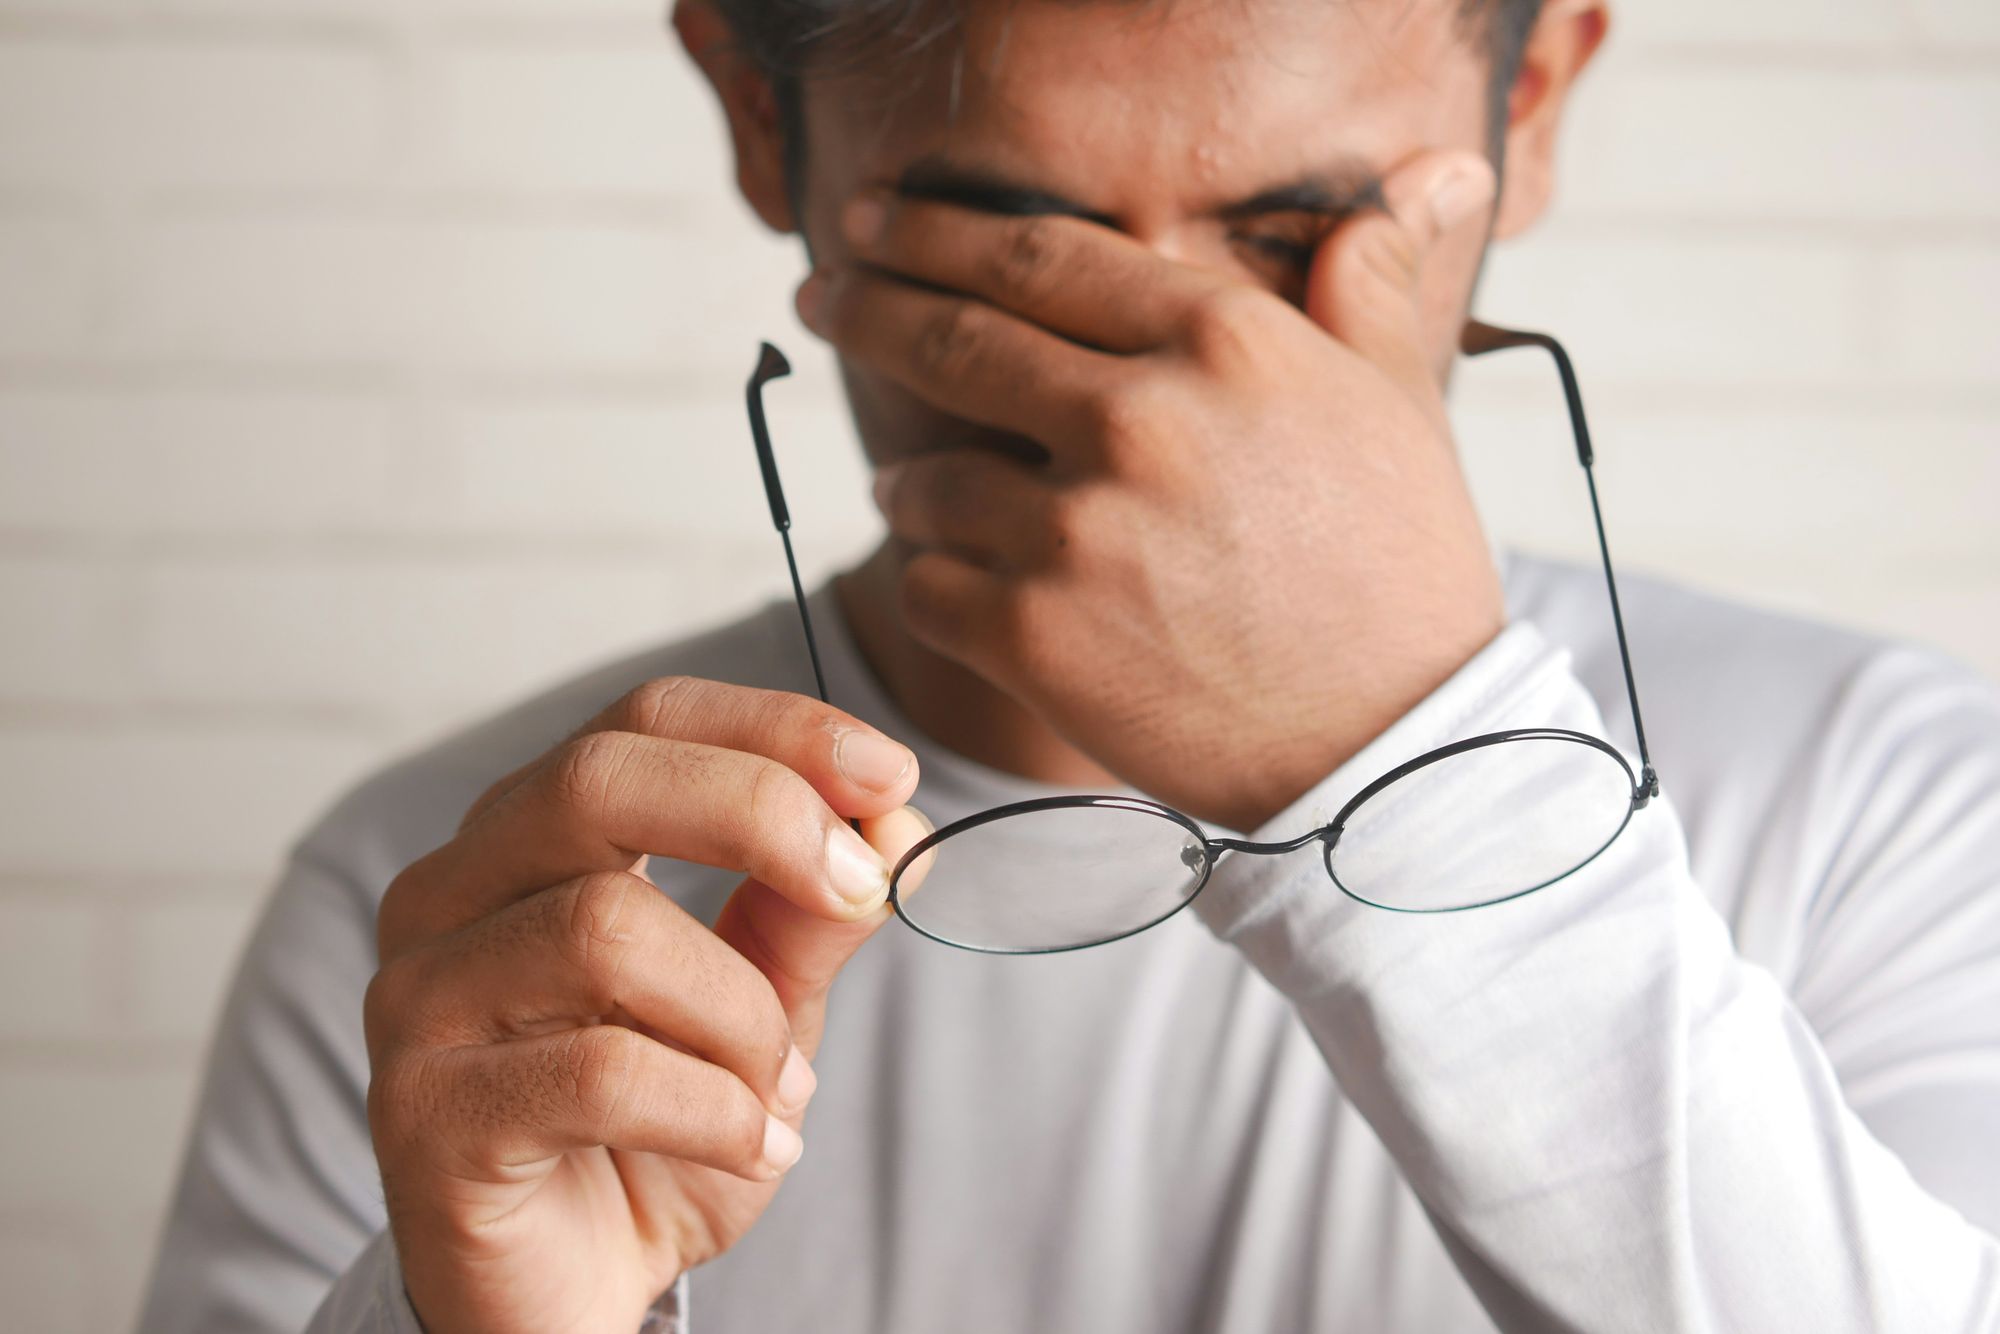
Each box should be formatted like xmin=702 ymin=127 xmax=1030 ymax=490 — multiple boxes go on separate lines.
xmin=138 ymin=0 xmax=2000 ymax=1329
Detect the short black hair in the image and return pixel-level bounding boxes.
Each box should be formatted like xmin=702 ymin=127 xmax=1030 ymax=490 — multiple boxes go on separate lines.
xmin=710 ymin=0 xmax=1543 ymax=184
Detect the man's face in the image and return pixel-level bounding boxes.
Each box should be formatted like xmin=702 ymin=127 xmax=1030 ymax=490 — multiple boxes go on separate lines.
xmin=788 ymin=0 xmax=1498 ymax=467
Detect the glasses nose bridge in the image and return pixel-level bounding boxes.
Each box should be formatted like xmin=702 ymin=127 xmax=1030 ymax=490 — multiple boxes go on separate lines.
xmin=1206 ymin=828 xmax=1331 ymax=859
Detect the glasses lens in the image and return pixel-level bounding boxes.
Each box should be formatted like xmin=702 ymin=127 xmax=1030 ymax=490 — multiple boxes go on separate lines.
xmin=890 ymin=800 xmax=1211 ymax=953
xmin=1326 ymin=734 xmax=1636 ymax=912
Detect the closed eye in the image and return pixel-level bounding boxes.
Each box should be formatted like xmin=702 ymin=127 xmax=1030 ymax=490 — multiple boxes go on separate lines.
xmin=1234 ymin=233 xmax=1318 ymax=269
xmin=1230 ymin=210 xmax=1340 ymax=272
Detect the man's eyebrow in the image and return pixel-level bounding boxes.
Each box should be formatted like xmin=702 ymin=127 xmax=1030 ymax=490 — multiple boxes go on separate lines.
xmin=894 ymin=156 xmax=1119 ymax=226
xmin=892 ymin=153 xmax=1386 ymax=225
xmin=1214 ymin=170 xmax=1386 ymax=222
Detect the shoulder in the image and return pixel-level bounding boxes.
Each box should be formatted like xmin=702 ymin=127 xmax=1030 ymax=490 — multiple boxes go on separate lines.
xmin=1505 ymin=549 xmax=1922 ymax=716
xmin=1504 ymin=548 xmax=1997 ymax=765
xmin=288 ymin=594 xmax=808 ymax=910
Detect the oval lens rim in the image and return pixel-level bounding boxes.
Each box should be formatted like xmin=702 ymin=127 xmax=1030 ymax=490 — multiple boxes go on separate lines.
xmin=1322 ymin=728 xmax=1640 ymax=914
xmin=887 ymin=794 xmax=1217 ymax=955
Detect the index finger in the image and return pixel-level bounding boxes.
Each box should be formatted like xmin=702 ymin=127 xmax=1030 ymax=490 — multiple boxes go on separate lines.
xmin=461 ymin=675 xmax=919 ymax=831
xmin=840 ymin=188 xmax=1223 ymax=355
xmin=382 ymin=678 xmax=919 ymax=951
xmin=385 ymin=732 xmax=894 ymax=954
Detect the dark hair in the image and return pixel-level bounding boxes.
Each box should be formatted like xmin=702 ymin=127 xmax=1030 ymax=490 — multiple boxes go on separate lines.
xmin=710 ymin=0 xmax=1544 ymax=188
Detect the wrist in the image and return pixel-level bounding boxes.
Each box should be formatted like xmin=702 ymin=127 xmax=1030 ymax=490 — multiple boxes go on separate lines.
xmin=1211 ymin=605 xmax=1508 ymax=833
xmin=1192 ymin=619 xmax=1568 ymax=933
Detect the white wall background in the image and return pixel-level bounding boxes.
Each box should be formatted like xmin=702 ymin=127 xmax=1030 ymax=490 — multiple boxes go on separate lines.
xmin=0 ymin=0 xmax=1994 ymax=1328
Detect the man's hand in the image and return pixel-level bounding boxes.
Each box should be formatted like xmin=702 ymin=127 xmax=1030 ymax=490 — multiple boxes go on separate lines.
xmin=364 ymin=678 xmax=926 ymax=1334
xmin=798 ymin=150 xmax=1504 ymax=832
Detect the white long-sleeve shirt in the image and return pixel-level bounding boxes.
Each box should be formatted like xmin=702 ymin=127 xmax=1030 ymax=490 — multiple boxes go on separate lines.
xmin=136 ymin=551 xmax=2000 ymax=1332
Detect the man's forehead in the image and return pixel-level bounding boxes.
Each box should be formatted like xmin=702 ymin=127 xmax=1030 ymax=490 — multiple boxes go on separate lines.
xmin=815 ymin=0 xmax=1478 ymax=212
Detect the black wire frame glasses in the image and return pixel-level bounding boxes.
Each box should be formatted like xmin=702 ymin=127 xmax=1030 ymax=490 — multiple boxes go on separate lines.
xmin=743 ymin=321 xmax=1661 ymax=955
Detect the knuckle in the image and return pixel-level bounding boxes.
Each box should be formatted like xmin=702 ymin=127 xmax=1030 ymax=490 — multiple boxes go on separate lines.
xmin=375 ymin=863 xmax=426 ymax=958
xmin=1001 ymin=584 xmax=1057 ymax=679
xmin=556 ymin=871 xmax=651 ymax=1000
xmin=916 ymin=301 xmax=983 ymax=380
xmin=620 ymin=675 xmax=704 ymax=737
xmin=545 ymin=730 xmax=633 ymax=819
xmin=1184 ymin=287 xmax=1272 ymax=366
xmin=563 ymin=1025 xmax=640 ymax=1129
xmin=366 ymin=1048 xmax=439 ymax=1146
xmin=990 ymin=219 xmax=1059 ymax=299
xmin=1086 ymin=378 xmax=1166 ymax=461
xmin=742 ymin=756 xmax=816 ymax=839
xmin=754 ymin=687 xmax=834 ymax=753
xmin=905 ymin=457 xmax=966 ymax=525
xmin=1041 ymin=490 xmax=1083 ymax=561
xmin=376 ymin=843 xmax=463 ymax=958
xmin=362 ymin=958 xmax=422 ymax=1051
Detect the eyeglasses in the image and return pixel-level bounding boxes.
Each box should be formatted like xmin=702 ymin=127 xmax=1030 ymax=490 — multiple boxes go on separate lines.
xmin=743 ymin=321 xmax=1659 ymax=954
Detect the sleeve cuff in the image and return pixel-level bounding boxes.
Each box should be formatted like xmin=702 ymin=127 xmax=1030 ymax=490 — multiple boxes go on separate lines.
xmin=311 ymin=1229 xmax=689 ymax=1334
xmin=641 ymin=1273 xmax=690 ymax=1333
xmin=302 ymin=1229 xmax=427 ymax=1334
xmin=1190 ymin=619 xmax=1598 ymax=940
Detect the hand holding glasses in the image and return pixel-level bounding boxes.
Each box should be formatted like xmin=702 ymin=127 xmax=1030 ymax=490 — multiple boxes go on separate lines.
xmin=744 ymin=322 xmax=1658 ymax=955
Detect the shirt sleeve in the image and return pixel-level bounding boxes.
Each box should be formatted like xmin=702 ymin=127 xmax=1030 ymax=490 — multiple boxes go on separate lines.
xmin=1192 ymin=621 xmax=2000 ymax=1332
xmin=133 ymin=850 xmax=691 ymax=1334
xmin=297 ymin=1231 xmax=688 ymax=1334
xmin=302 ymin=1230 xmax=424 ymax=1334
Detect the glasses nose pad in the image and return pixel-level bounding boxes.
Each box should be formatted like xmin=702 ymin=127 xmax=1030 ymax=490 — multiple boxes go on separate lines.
xmin=1179 ymin=838 xmax=1209 ymax=875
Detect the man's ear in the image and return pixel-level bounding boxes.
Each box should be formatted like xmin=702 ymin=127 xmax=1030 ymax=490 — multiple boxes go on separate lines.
xmin=1491 ymin=0 xmax=1609 ymax=240
xmin=672 ymin=0 xmax=797 ymax=233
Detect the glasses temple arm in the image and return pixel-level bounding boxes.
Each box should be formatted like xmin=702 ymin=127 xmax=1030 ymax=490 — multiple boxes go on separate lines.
xmin=1461 ymin=320 xmax=1659 ymax=803
xmin=745 ymin=341 xmax=834 ymax=708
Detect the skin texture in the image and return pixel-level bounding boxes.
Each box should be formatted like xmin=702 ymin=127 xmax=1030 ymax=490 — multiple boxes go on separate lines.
xmin=366 ymin=2 xmax=1608 ymax=1330
xmin=682 ymin=0 xmax=1608 ymax=831
xmin=367 ymin=680 xmax=931 ymax=1333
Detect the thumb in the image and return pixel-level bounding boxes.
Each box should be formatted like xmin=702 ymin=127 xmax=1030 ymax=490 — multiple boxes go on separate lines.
xmin=1305 ymin=149 xmax=1496 ymax=401
xmin=710 ymin=804 xmax=933 ymax=1058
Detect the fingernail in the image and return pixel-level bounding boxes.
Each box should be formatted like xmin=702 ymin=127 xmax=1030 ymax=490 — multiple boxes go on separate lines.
xmin=776 ymin=1045 xmax=817 ymax=1112
xmin=762 ymin=1115 xmax=804 ymax=1175
xmin=1428 ymin=159 xmax=1495 ymax=233
xmin=795 ymin=271 xmax=827 ymax=331
xmin=836 ymin=728 xmax=912 ymax=791
xmin=827 ymin=825 xmax=890 ymax=907
xmin=842 ymin=195 xmax=886 ymax=247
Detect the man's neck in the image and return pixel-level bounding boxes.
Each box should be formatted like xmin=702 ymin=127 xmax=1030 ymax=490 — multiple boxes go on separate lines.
xmin=834 ymin=543 xmax=1123 ymax=790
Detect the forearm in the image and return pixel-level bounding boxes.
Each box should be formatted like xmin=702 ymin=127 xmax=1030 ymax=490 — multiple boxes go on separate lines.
xmin=1195 ymin=624 xmax=2000 ymax=1331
